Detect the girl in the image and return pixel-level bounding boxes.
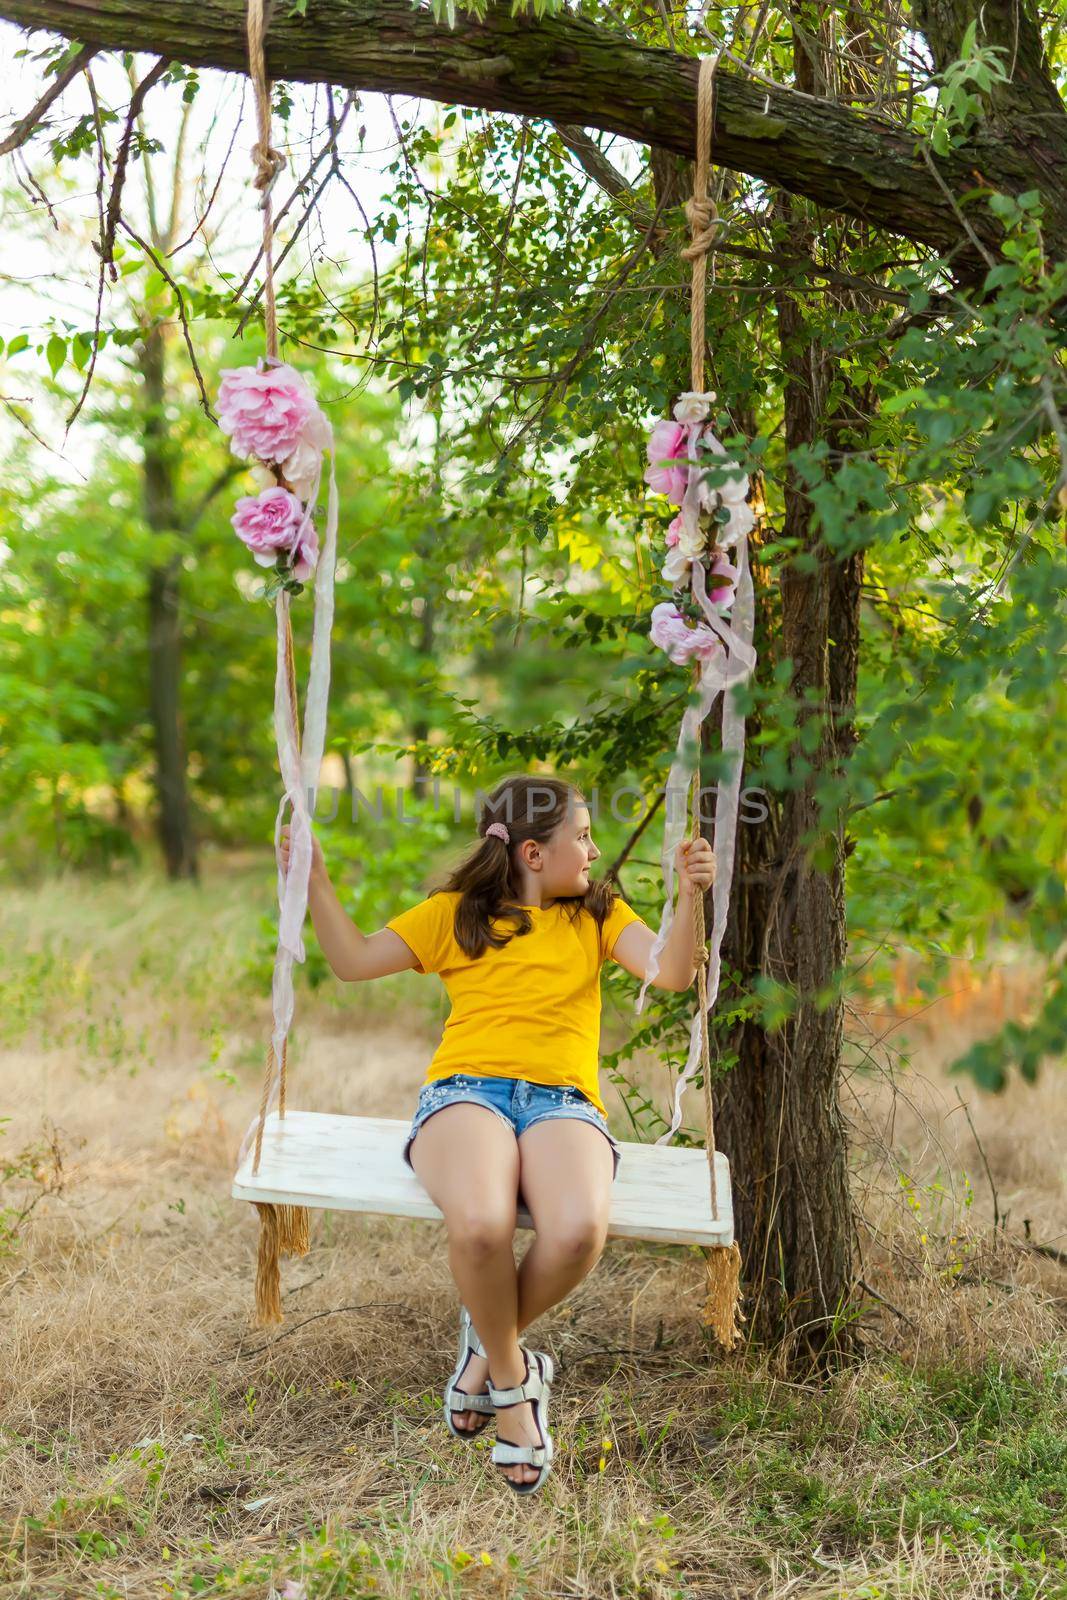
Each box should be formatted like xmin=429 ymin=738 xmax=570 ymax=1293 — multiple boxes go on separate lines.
xmin=280 ymin=773 xmax=713 ymax=1494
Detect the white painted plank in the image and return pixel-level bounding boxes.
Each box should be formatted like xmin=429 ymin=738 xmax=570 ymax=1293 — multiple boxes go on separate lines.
xmin=232 ymin=1110 xmax=733 ymax=1247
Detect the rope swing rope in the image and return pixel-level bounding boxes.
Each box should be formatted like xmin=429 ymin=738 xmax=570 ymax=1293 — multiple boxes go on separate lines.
xmin=244 ymin=0 xmax=312 ymax=1321
xmin=246 ymin=0 xmax=286 ymax=361
xmin=677 ymin=53 xmax=746 ymax=1349
xmin=682 ymin=52 xmax=723 ymax=398
xmin=684 ymin=51 xmax=724 ymax=1222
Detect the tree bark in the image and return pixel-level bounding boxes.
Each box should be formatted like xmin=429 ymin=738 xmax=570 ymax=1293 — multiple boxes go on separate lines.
xmin=412 ymin=400 xmax=443 ymax=799
xmin=912 ymin=0 xmax=1067 ymax=220
xmin=914 ymin=0 xmax=1063 ymax=118
xmin=411 ymin=590 xmax=435 ymax=798
xmin=2 ymin=0 xmax=1065 ymax=266
xmin=139 ymin=323 xmax=199 ymax=881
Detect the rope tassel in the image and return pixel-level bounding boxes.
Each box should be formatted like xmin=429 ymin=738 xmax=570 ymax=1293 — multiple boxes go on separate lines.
xmin=249 ymin=1036 xmax=311 ymax=1325
xmin=701 ymin=1240 xmax=745 ymax=1350
xmin=253 ymin=1201 xmax=310 ymax=1326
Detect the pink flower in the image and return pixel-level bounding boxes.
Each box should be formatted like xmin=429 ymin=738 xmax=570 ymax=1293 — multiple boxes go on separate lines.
xmin=708 ymin=552 xmax=739 ymax=608
xmin=649 ymin=601 xmax=721 ymax=665
xmin=662 ymin=543 xmax=691 ymax=586
xmin=279 ymin=408 xmax=331 ymax=501
xmin=217 ymin=363 xmax=317 ymax=463
xmin=665 ymin=512 xmax=684 ymax=548
xmin=290 ymin=516 xmax=319 ymax=582
xmin=644 ymin=419 xmax=689 ymax=506
xmin=649 ymin=603 xmax=687 ymax=660
xmin=232 ymin=486 xmax=305 ymax=568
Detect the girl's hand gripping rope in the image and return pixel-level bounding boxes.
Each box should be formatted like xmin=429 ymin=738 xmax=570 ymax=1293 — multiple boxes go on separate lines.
xmin=674 ymin=836 xmax=716 ymax=893
xmin=278 ymin=821 xmax=326 ymax=882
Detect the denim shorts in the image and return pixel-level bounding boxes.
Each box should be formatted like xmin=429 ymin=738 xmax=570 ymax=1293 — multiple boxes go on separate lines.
xmin=403 ymin=1073 xmax=621 ymax=1180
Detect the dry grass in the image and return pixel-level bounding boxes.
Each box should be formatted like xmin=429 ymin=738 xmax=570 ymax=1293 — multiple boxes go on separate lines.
xmin=843 ymin=952 xmax=1066 ymax=1369
xmin=0 ymin=856 xmax=1064 ymax=1600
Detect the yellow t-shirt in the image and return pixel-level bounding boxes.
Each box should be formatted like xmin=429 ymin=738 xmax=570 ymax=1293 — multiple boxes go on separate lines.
xmin=385 ymin=889 xmax=648 ymax=1117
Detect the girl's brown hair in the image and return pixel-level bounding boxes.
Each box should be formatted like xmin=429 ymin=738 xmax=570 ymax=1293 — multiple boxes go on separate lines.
xmin=430 ymin=774 xmax=621 ymax=960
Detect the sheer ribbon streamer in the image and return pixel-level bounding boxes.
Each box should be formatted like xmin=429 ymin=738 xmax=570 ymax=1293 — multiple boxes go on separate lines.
xmin=637 ymin=419 xmax=756 ymax=1144
xmin=236 ymin=429 xmax=339 ymax=1168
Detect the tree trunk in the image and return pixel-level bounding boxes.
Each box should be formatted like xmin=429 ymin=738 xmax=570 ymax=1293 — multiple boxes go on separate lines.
xmin=411 ymin=592 xmax=436 ymax=798
xmin=712 ymin=275 xmax=861 ymax=1363
xmin=139 ymin=323 xmax=199 ymax=882
xmin=3 ymin=0 xmax=1066 ymax=267
xmin=412 ymin=402 xmax=443 ymax=799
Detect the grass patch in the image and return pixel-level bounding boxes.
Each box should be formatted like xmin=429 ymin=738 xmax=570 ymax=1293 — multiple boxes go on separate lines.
xmin=0 ymin=860 xmax=1064 ymax=1598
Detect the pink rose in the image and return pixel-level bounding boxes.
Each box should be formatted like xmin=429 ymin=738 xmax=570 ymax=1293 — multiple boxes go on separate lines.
xmin=650 ymin=603 xmax=688 ymax=661
xmin=290 ymin=516 xmax=319 ymax=582
xmin=279 ymin=408 xmax=331 ymax=501
xmin=649 ymin=602 xmax=721 ymax=665
xmin=217 ymin=363 xmax=317 ymax=463
xmin=644 ymin=419 xmax=689 ymax=506
xmin=232 ymin=486 xmax=305 ymax=567
xmin=708 ymin=552 xmax=739 ymax=609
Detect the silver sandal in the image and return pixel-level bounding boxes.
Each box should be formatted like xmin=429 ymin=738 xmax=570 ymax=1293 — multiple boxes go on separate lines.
xmin=443 ymin=1305 xmax=495 ymax=1440
xmin=488 ymin=1347 xmax=555 ymax=1495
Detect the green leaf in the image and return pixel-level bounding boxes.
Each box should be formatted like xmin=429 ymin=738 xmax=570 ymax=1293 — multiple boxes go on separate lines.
xmin=880 ymin=387 xmax=926 ymax=416
xmin=46 ymin=334 xmax=66 ymax=378
xmin=71 ymin=332 xmax=93 ymax=372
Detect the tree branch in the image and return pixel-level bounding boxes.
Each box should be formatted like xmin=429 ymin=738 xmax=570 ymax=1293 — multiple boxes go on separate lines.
xmin=1 ymin=0 xmax=1064 ymax=265
xmin=0 ymin=38 xmax=95 ymax=155
xmin=103 ymin=56 xmax=170 ymax=274
xmin=119 ymin=217 xmax=215 ymax=418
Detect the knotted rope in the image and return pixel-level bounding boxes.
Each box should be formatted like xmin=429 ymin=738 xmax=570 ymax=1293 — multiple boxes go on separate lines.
xmin=681 ymin=52 xmax=723 ymax=396
xmin=247 ymin=0 xmax=286 ymax=361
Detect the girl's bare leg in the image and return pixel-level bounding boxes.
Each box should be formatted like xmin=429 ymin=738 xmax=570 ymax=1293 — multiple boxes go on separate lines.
xmin=514 ymin=1118 xmax=614 ymax=1328
xmin=408 ymin=1102 xmax=540 ymax=1485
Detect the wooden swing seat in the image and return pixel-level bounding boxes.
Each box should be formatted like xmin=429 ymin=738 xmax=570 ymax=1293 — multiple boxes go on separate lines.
xmin=232 ymin=1109 xmax=734 ymax=1247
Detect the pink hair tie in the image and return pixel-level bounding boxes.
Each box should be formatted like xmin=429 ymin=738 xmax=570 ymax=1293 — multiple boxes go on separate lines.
xmin=485 ymin=822 xmax=510 ymax=843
